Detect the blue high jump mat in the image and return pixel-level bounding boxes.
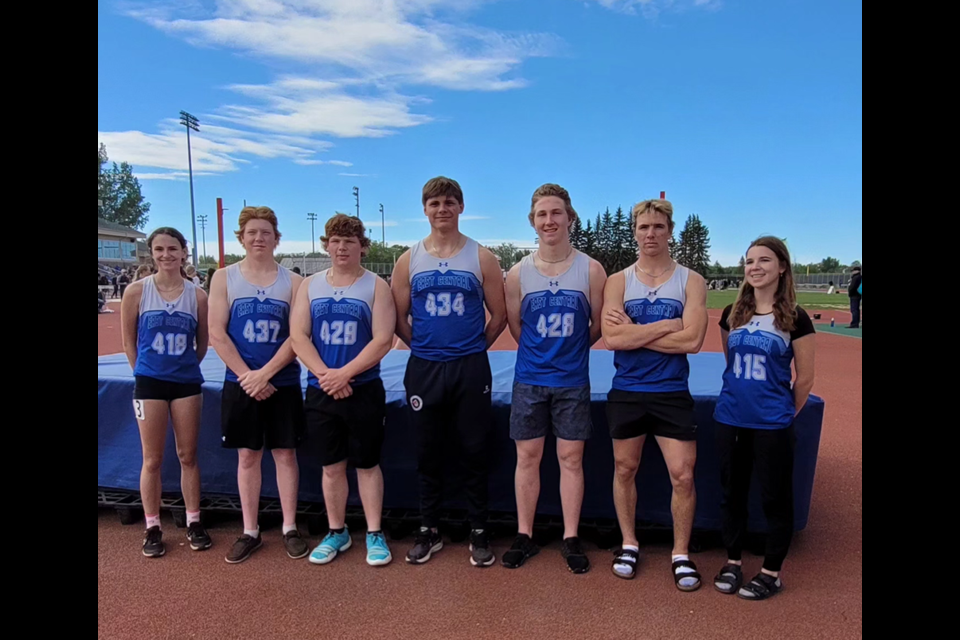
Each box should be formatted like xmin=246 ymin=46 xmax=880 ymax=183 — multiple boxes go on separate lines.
xmin=99 ymin=350 xmax=824 ymax=532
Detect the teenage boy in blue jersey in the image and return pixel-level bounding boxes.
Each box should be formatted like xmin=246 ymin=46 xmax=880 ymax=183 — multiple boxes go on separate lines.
xmin=602 ymin=200 xmax=708 ymax=591
xmin=391 ymin=177 xmax=507 ymax=568
xmin=501 ymin=184 xmax=606 ymax=574
xmin=291 ymin=214 xmax=397 ymax=568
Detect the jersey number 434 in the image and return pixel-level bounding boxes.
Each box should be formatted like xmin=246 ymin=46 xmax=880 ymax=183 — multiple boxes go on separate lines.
xmin=424 ymin=292 xmax=465 ymax=317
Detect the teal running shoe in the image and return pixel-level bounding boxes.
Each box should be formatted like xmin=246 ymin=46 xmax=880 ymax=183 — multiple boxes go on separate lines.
xmin=309 ymin=528 xmax=352 ymax=565
xmin=366 ymin=532 xmax=393 ymax=567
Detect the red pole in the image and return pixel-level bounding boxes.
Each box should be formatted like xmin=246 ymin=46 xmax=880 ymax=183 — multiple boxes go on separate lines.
xmin=217 ymin=198 xmax=226 ymax=268
xmin=660 ymin=191 xmax=666 ymax=200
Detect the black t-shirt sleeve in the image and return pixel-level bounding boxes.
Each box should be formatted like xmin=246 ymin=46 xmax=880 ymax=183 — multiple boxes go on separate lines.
xmin=792 ymin=307 xmax=816 ymax=341
xmin=719 ymin=305 xmax=733 ymax=332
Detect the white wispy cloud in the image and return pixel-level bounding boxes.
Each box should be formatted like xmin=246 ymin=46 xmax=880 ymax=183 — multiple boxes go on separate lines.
xmin=587 ymin=0 xmax=721 ymax=16
xmin=101 ymin=1 xmax=561 ymax=177
xmin=339 ymin=173 xmax=375 ymax=177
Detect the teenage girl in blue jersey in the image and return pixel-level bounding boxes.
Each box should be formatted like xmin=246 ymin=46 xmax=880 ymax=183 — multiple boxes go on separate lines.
xmin=121 ymin=227 xmax=211 ymax=558
xmin=712 ymin=237 xmax=816 ymax=601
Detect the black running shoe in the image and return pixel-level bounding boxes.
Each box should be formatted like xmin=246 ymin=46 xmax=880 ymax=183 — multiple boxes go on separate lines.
xmin=406 ymin=528 xmax=443 ymax=565
xmin=283 ymin=530 xmax=310 ymax=560
xmin=469 ymin=529 xmax=495 ymax=568
xmin=502 ymin=534 xmax=540 ymax=569
xmin=142 ymin=527 xmax=165 ymax=558
xmin=225 ymin=534 xmax=263 ymax=565
xmin=187 ymin=523 xmax=212 ymax=551
xmin=562 ymin=537 xmax=590 ymax=574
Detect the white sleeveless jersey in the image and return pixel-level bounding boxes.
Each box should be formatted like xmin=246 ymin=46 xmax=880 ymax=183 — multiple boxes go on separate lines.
xmin=612 ymin=265 xmax=691 ymax=393
xmin=408 ymin=237 xmax=486 ymax=361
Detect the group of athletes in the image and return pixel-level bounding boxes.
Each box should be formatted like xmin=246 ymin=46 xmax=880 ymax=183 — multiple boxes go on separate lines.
xmin=120 ymin=177 xmax=816 ymax=602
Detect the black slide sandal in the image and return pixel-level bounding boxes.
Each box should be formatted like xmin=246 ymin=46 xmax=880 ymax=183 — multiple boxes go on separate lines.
xmin=738 ymin=573 xmax=783 ymax=601
xmin=672 ymin=559 xmax=703 ymax=592
xmin=714 ymin=564 xmax=743 ymax=595
xmin=612 ymin=548 xmax=640 ymax=580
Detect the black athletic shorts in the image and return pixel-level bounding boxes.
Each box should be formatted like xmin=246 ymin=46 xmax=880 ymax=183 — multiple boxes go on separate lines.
xmin=606 ymin=389 xmax=697 ymax=442
xmin=134 ymin=375 xmax=202 ymax=402
xmin=221 ymin=382 xmax=305 ymax=451
xmin=403 ymin=351 xmax=494 ymax=437
xmin=305 ymin=380 xmax=386 ymax=469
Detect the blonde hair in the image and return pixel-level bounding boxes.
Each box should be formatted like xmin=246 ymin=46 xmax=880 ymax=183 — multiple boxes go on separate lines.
xmin=135 ymin=265 xmax=153 ymax=281
xmin=632 ymin=199 xmax=675 ymax=233
xmin=235 ymin=206 xmax=282 ymax=242
xmin=528 ymin=184 xmax=580 ymax=230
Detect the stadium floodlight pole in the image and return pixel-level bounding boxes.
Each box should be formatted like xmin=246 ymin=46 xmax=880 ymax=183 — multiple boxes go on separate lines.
xmin=379 ymin=203 xmax=385 ymax=245
xmin=179 ymin=110 xmax=201 ymax=265
xmin=353 ymin=186 xmax=360 ymax=218
xmin=307 ymin=212 xmax=318 ymax=255
xmin=198 ymin=214 xmax=208 ymax=263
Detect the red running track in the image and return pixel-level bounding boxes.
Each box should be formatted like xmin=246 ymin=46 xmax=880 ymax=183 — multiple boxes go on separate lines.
xmin=98 ymin=303 xmax=862 ymax=639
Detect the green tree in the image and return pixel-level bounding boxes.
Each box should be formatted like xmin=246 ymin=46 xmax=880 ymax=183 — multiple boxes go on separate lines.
xmin=677 ymin=214 xmax=711 ymax=277
xmin=712 ymin=261 xmax=725 ymax=276
xmin=738 ymin=256 xmax=746 ymax=274
xmin=487 ymin=243 xmax=521 ymax=270
xmin=608 ymin=206 xmax=635 ymax=273
xmin=570 ymin=216 xmax=585 ymax=252
xmin=584 ymin=221 xmax=596 ymax=257
xmin=98 ymin=144 xmax=151 ymax=230
xmin=363 ymin=241 xmax=409 ymax=265
xmin=820 ymin=257 xmax=842 ymax=273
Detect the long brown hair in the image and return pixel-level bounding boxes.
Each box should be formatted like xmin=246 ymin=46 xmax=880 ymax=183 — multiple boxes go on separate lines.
xmin=729 ymin=237 xmax=798 ymax=332
xmin=147 ymin=226 xmax=191 ymax=281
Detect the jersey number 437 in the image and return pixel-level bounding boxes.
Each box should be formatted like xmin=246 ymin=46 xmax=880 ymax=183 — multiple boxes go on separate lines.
xmin=242 ymin=319 xmax=281 ymax=344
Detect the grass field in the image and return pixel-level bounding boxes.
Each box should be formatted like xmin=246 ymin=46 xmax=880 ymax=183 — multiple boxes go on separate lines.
xmin=706 ymin=290 xmax=849 ymax=310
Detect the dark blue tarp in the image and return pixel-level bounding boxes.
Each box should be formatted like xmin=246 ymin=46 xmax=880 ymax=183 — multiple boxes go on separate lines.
xmin=99 ymin=350 xmax=824 ymax=531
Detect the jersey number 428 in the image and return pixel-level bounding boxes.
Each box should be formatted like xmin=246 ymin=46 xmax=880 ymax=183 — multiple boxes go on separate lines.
xmin=319 ymin=320 xmax=358 ymax=346
xmin=536 ymin=313 xmax=575 ymax=339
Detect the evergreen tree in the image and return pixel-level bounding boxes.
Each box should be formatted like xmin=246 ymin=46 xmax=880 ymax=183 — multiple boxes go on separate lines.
xmin=677 ymin=214 xmax=711 ymax=277
xmin=612 ymin=206 xmax=635 ymax=272
xmin=584 ymin=221 xmax=596 ymax=257
xmin=570 ymin=216 xmax=585 ymax=252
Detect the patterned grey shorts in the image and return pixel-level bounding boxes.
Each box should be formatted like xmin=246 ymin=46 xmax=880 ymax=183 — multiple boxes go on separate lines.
xmin=510 ymin=382 xmax=593 ymax=442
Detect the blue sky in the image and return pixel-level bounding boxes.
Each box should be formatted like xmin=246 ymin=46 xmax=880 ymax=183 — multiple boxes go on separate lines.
xmin=98 ymin=0 xmax=862 ymax=266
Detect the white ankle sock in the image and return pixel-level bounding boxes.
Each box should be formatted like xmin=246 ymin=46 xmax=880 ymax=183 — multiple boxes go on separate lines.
xmin=186 ymin=511 xmax=201 ymax=526
xmin=283 ymin=524 xmax=298 ymax=536
xmin=244 ymin=528 xmax=260 ymax=539
xmin=614 ymin=545 xmax=640 ymax=576
xmin=673 ymin=555 xmax=699 ymax=588
xmin=145 ymin=515 xmax=161 ymax=530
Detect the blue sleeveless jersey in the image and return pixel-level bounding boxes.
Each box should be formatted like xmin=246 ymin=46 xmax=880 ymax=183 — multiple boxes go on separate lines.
xmin=134 ymin=276 xmax=203 ymax=384
xmin=612 ymin=265 xmax=691 ymax=394
xmin=308 ymin=269 xmax=380 ymax=388
xmin=514 ymin=252 xmax=592 ymax=388
xmin=408 ymin=238 xmax=486 ymax=362
xmin=225 ymin=263 xmax=302 ymax=387
xmin=714 ymin=306 xmax=816 ymax=429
